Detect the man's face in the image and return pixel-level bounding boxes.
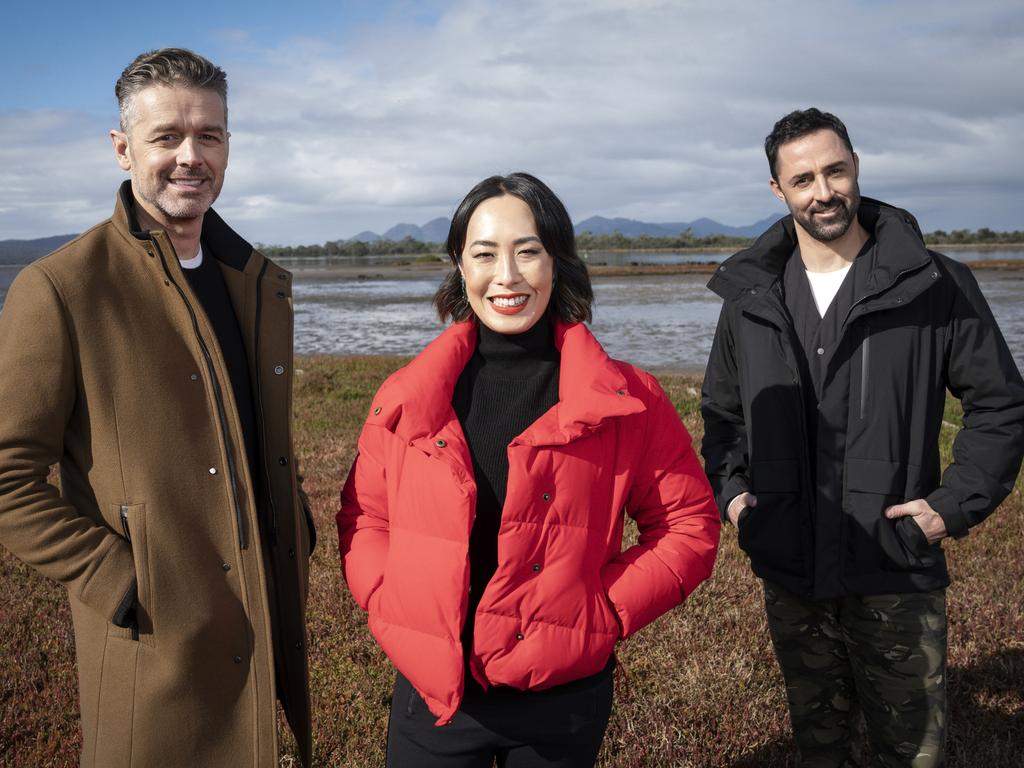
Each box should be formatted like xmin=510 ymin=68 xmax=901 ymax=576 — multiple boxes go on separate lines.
xmin=110 ymin=85 xmax=229 ymax=227
xmin=770 ymin=129 xmax=860 ymax=243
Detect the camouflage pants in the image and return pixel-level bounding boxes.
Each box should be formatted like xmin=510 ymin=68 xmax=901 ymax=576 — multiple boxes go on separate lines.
xmin=763 ymin=581 xmax=947 ymax=768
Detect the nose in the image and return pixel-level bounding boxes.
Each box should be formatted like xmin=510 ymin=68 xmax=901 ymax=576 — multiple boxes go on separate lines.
xmin=495 ymin=252 xmax=522 ymax=285
xmin=811 ymin=173 xmax=833 ymax=202
xmin=176 ymin=137 xmax=203 ymax=167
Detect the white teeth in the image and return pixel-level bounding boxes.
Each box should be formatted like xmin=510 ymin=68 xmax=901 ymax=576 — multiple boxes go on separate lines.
xmin=492 ymin=295 xmax=528 ymax=308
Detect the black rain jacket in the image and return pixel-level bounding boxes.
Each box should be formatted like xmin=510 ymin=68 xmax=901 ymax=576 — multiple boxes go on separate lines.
xmin=700 ymin=198 xmax=1024 ymax=599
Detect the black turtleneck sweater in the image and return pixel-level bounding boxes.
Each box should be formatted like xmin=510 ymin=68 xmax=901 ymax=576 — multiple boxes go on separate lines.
xmin=452 ymin=315 xmax=560 ymax=645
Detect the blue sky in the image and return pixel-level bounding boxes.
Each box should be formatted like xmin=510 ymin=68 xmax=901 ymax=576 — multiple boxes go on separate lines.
xmin=2 ymin=0 xmax=1022 ymax=244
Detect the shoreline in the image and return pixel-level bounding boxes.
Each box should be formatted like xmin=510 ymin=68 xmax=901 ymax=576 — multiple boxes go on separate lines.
xmin=288 ymin=257 xmax=1024 ymax=281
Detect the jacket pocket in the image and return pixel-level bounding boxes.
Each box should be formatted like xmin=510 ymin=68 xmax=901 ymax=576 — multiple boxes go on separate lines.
xmin=845 ymin=459 xmax=936 ymax=572
xmin=740 ymin=460 xmax=807 ymax=578
xmin=114 ymin=502 xmax=155 ymax=646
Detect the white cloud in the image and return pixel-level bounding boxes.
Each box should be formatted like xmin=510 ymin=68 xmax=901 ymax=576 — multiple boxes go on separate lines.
xmin=2 ymin=0 xmax=1022 ymax=243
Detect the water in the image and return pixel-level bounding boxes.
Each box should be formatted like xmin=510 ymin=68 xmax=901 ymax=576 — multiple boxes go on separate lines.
xmin=2 ymin=258 xmax=1021 ymax=373
xmin=583 ymin=248 xmax=1022 ymax=267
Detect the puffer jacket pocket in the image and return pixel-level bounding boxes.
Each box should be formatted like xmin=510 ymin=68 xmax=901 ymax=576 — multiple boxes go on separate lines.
xmin=845 ymin=459 xmax=937 ymax=572
xmin=740 ymin=460 xmax=806 ymax=578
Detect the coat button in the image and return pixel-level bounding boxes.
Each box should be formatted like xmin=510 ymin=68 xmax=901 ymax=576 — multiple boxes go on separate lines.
xmin=750 ymin=288 xmax=758 ymax=295
xmin=531 ymin=563 xmax=541 ymax=572
xmin=288 ymin=548 xmax=296 ymax=559
xmin=222 ymin=562 xmax=231 ymax=571
xmin=276 ymin=291 xmax=286 ymax=299
xmin=233 ymin=655 xmax=242 ymax=664
xmin=278 ymin=273 xmax=287 ymax=280
xmin=816 ymin=348 xmax=824 ymax=356
xmin=515 ymin=632 xmax=525 ymax=641
xmin=616 ymin=389 xmax=626 ymax=396
xmin=719 ymin=265 xmax=727 ymax=271
xmin=931 ymin=271 xmax=939 ymax=279
xmin=542 ymin=493 xmax=551 ymax=501
xmin=278 ymin=456 xmax=288 ymax=466
xmin=295 ymin=641 xmax=304 ymax=650
xmin=436 ymin=439 xmax=447 ymax=448
xmin=896 ymin=297 xmax=903 ymax=304
xmin=189 ymin=373 xmax=198 ymax=381
xmin=209 ymin=467 xmax=217 ymax=475
xmin=274 ymin=365 xmax=285 ymax=375
xmin=373 ymin=406 xmax=382 ymax=415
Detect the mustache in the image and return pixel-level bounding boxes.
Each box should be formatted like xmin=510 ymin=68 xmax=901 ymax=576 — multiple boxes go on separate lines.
xmin=809 ymin=198 xmax=846 ymax=214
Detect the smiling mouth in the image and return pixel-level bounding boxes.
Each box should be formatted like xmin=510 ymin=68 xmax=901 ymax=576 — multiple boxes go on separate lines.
xmin=168 ymin=178 xmax=209 ymax=189
xmin=488 ymin=294 xmax=529 ymax=315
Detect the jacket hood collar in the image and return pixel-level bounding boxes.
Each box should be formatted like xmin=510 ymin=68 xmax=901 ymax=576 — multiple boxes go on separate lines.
xmin=707 ymin=197 xmax=931 ymax=301
xmin=381 ymin=318 xmax=644 ymax=444
xmin=113 ymin=180 xmax=253 ymax=271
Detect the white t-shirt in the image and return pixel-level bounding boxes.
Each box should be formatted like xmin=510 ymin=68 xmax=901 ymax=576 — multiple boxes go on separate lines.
xmin=805 ymin=263 xmax=852 ymax=318
xmin=179 ymin=244 xmax=204 ymax=270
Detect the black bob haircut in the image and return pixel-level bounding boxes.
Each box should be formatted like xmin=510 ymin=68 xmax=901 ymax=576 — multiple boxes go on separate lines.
xmin=433 ymin=172 xmax=593 ymax=324
xmin=765 ymin=108 xmax=854 ymax=181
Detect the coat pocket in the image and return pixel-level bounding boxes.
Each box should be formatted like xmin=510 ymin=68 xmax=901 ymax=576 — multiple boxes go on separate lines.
xmin=740 ymin=460 xmax=807 ymax=578
xmin=114 ymin=502 xmax=156 ymax=646
xmin=845 ymin=459 xmax=936 ymax=572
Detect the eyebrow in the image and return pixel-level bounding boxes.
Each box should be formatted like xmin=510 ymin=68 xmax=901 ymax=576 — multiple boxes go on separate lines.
xmin=468 ymin=236 xmax=543 ymax=248
xmin=148 ymin=124 xmax=226 ymax=135
xmin=788 ymin=161 xmax=847 ymax=184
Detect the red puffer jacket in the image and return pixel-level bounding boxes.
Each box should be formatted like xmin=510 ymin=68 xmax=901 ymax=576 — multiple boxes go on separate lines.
xmin=337 ymin=319 xmax=720 ymax=724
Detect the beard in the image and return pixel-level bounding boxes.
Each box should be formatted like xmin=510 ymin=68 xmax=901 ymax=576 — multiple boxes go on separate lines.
xmin=791 ymin=183 xmax=861 ymax=242
xmin=133 ymin=169 xmax=220 ymax=223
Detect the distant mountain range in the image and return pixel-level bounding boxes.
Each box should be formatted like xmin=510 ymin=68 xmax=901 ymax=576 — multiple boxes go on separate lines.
xmin=0 ymin=214 xmax=782 ymax=265
xmin=0 ymin=235 xmax=78 ymax=265
xmin=344 ymin=214 xmax=783 ymax=243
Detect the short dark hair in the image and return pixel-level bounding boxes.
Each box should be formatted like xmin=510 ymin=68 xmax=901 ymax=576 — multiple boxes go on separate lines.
xmin=434 ymin=173 xmax=594 ymax=324
xmin=765 ymin=108 xmax=854 ymax=181
xmin=115 ymin=48 xmax=228 ymax=132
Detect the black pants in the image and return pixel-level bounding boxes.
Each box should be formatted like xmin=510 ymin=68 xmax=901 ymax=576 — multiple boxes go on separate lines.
xmin=386 ymin=660 xmax=615 ymax=768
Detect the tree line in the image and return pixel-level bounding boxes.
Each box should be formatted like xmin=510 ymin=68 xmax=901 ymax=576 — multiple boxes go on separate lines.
xmin=256 ymin=227 xmax=1024 ymax=259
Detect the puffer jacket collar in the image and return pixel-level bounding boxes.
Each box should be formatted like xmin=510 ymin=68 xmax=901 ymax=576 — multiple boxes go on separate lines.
xmin=376 ymin=318 xmax=646 ymax=449
xmin=708 ymin=197 xmax=933 ymax=302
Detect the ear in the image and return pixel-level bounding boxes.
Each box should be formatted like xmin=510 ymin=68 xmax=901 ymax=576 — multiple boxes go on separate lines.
xmin=769 ymin=177 xmax=786 ymax=204
xmin=852 ymin=151 xmax=860 ymax=178
xmin=110 ymin=130 xmax=132 ymax=172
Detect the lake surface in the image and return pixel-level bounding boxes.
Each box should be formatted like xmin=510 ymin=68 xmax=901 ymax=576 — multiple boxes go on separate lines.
xmin=2 ymin=257 xmax=1021 ymax=373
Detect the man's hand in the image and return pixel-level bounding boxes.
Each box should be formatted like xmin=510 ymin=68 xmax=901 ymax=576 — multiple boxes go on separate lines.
xmin=727 ymin=492 xmax=757 ymax=527
xmin=884 ymin=498 xmax=948 ymax=544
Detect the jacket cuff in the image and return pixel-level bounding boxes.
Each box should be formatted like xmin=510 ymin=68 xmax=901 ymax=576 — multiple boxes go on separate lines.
xmin=926 ymin=486 xmax=969 ymax=539
xmin=719 ymin=475 xmax=750 ymax=522
xmin=111 ymin=580 xmax=138 ymax=628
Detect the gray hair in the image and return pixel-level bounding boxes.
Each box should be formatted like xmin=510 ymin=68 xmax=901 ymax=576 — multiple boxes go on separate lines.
xmin=115 ymin=48 xmax=228 ymax=132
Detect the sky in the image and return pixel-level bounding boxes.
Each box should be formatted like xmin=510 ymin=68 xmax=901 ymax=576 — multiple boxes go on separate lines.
xmin=2 ymin=0 xmax=1022 ymax=245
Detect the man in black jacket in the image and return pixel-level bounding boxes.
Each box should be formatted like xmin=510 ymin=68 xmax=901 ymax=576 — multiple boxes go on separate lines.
xmin=701 ymin=108 xmax=1024 ymax=766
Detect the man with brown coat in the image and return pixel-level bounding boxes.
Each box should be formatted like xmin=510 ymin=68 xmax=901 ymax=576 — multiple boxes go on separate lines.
xmin=0 ymin=49 xmax=314 ymax=766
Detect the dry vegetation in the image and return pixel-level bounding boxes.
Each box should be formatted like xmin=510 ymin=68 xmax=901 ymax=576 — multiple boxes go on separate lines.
xmin=1 ymin=357 xmax=1022 ymax=767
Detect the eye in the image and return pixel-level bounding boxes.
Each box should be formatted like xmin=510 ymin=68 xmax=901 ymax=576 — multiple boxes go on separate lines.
xmin=199 ymin=133 xmax=223 ymax=144
xmin=471 ymin=251 xmax=494 ymax=260
xmin=518 ymin=248 xmax=540 ymax=257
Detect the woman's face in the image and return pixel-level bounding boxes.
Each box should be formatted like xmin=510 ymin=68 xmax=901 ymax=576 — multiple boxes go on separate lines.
xmin=459 ymin=194 xmax=555 ymax=335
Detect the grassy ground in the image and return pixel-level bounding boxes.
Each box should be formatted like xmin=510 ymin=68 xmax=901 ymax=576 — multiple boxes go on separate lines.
xmin=1 ymin=356 xmax=1022 ymax=767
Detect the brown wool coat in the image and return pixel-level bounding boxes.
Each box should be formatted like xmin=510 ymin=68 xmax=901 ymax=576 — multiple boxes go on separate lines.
xmin=0 ymin=183 xmax=313 ymax=767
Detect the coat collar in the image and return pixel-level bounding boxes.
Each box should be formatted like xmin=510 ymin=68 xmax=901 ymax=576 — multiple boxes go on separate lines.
xmin=707 ymin=197 xmax=933 ymax=302
xmin=373 ymin=319 xmax=645 ymax=447
xmin=112 ymin=180 xmax=253 ymax=272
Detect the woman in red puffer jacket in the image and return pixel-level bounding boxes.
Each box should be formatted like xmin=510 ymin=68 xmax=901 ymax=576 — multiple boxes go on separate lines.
xmin=337 ymin=172 xmax=720 ymax=767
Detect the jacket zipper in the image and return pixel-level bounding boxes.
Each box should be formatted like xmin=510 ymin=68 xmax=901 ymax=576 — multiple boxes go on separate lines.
xmin=153 ymin=239 xmax=249 ymax=550
xmin=860 ymin=327 xmax=870 ymax=419
xmin=252 ymin=260 xmax=279 ymax=544
xmin=120 ymin=504 xmax=131 ymax=541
